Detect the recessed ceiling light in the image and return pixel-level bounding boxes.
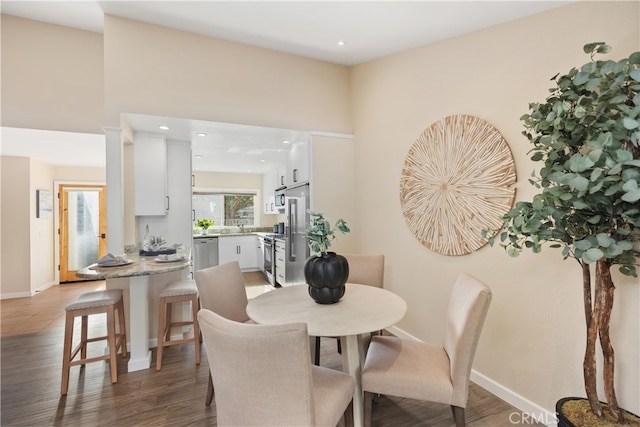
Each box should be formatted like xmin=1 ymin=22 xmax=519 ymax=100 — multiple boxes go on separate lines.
xmin=196 ymin=132 xmax=207 ymax=137
xmin=282 ymin=140 xmax=291 ymax=144
xmin=338 ymin=40 xmax=347 ymax=46
xmin=158 ymin=125 xmax=169 ymax=130
xmin=195 ymin=154 xmax=203 ymax=159
xmin=260 ymin=159 xmax=266 ymax=163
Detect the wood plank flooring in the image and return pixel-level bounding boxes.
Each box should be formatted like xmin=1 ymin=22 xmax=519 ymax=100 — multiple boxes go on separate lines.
xmin=1 ymin=277 xmax=541 ymax=426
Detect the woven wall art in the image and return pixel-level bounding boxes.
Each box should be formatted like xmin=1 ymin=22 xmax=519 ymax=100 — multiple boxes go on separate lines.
xmin=400 ymin=114 xmax=517 ymax=256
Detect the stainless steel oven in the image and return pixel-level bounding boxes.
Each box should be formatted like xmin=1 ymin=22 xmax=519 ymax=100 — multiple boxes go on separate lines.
xmin=263 ymin=235 xmax=274 ymax=285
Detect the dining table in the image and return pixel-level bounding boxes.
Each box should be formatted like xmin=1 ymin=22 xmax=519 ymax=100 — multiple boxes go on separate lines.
xmin=76 ymin=253 xmax=191 ymax=372
xmin=246 ymin=283 xmax=407 ymax=427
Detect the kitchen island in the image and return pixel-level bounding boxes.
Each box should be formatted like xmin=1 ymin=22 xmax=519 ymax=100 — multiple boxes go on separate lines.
xmin=77 ymin=253 xmax=191 ymax=372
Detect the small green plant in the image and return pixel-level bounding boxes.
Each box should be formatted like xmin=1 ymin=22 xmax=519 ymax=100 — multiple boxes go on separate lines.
xmin=196 ymin=218 xmax=214 ymax=230
xmin=305 ymin=211 xmax=350 ymax=255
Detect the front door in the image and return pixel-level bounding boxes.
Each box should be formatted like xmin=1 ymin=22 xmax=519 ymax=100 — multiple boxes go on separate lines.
xmin=58 ymin=184 xmax=107 ymax=282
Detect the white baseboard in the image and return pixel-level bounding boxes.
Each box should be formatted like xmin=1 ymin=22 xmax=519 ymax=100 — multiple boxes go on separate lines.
xmin=0 ymin=291 xmax=32 ymax=300
xmin=33 ymin=281 xmax=57 ymax=295
xmin=1 ymin=281 xmax=57 ymax=299
xmin=385 ymin=325 xmax=558 ymax=427
xmin=471 ymin=370 xmax=558 ymax=427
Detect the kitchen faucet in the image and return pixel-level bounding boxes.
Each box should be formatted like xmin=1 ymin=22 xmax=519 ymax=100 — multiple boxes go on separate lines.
xmin=239 ymin=224 xmax=245 ymax=234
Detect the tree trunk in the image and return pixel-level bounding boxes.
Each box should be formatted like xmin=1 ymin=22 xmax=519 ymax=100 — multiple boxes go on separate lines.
xmin=583 ymin=262 xmax=602 ymax=417
xmin=597 ymin=260 xmax=624 ymax=423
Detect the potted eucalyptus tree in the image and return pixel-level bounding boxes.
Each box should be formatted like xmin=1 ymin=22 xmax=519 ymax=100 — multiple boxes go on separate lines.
xmin=304 ymin=211 xmax=351 ymax=304
xmin=484 ymin=42 xmax=639 ymax=425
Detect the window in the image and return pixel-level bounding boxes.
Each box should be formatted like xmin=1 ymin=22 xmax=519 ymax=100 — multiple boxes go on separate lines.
xmin=193 ymin=191 xmax=257 ymax=229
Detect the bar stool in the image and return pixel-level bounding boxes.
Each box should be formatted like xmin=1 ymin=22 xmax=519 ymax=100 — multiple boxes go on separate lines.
xmin=156 ymin=279 xmax=201 ymax=370
xmin=61 ymin=289 xmax=127 ymax=395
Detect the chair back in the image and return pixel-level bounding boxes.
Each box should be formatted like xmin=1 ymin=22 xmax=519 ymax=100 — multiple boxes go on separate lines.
xmin=443 ymin=272 xmax=492 ymax=407
xmin=343 ymin=253 xmax=385 ymax=288
xmin=194 ymin=261 xmax=250 ymax=323
xmin=198 ymin=309 xmax=316 ymax=426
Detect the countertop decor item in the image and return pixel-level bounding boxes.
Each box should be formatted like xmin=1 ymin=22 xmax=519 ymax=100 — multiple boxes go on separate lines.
xmin=400 ymin=114 xmax=516 ymax=256
xmin=196 ymin=219 xmax=214 ymax=235
xmin=304 ymin=211 xmax=350 ymax=304
xmin=484 ymin=42 xmax=640 ymax=425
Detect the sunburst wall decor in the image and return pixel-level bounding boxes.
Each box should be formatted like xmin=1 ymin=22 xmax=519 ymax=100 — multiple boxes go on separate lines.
xmin=400 ymin=114 xmax=517 ymax=256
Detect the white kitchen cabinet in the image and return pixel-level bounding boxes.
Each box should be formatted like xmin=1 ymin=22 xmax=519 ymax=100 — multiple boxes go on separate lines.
xmin=274 ymin=239 xmax=286 ymax=285
xmin=285 ymin=138 xmax=310 ymax=187
xmin=276 ymin=166 xmax=286 ymax=189
xmin=262 ymin=169 xmax=278 ymax=214
xmin=218 ymin=235 xmax=259 ymax=271
xmin=165 ymin=140 xmax=193 ymax=246
xmin=134 ymin=133 xmax=168 ymax=216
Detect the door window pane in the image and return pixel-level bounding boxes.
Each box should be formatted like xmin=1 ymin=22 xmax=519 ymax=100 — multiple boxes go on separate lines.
xmin=66 ymin=190 xmax=100 ymax=270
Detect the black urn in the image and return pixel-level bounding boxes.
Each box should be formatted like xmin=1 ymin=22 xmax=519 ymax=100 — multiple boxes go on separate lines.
xmin=304 ymin=252 xmax=349 ymax=304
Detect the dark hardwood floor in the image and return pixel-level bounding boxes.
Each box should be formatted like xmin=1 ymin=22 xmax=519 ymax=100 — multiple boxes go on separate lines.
xmin=1 ymin=278 xmax=541 ymax=426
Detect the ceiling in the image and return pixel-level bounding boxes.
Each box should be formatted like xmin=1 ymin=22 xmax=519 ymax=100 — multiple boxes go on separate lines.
xmin=0 ymin=0 xmax=571 ymax=173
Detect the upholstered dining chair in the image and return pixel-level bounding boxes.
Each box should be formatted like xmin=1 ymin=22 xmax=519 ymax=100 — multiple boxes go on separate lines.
xmin=361 ymin=272 xmax=492 ymax=427
xmin=198 ymin=308 xmax=355 ymax=427
xmin=194 ymin=261 xmax=253 ymax=406
xmin=315 ymin=254 xmax=385 ymax=365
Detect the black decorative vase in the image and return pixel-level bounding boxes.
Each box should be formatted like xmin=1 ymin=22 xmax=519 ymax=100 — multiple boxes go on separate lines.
xmin=304 ymin=252 xmax=349 ymax=304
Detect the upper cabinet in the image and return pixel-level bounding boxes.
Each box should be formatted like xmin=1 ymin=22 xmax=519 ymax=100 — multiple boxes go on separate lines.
xmin=262 ymin=169 xmax=278 ymax=214
xmin=134 ymin=133 xmax=168 ymax=216
xmin=285 ymin=138 xmax=310 ymax=187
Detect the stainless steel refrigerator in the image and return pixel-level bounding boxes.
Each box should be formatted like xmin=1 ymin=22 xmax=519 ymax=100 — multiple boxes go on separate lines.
xmin=284 ymin=183 xmax=310 ymax=286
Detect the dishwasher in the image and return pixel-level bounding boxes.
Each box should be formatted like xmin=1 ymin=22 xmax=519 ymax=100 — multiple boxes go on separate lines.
xmin=193 ymin=237 xmax=219 ymax=272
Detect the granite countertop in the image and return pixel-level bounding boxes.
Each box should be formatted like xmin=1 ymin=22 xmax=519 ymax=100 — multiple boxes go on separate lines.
xmin=193 ymin=231 xmax=275 ymax=238
xmin=76 ymin=253 xmax=190 ymax=280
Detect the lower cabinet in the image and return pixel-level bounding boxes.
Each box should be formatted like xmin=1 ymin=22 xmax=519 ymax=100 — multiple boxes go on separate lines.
xmin=275 ymin=239 xmax=286 ymax=285
xmin=218 ymin=235 xmax=259 ymax=271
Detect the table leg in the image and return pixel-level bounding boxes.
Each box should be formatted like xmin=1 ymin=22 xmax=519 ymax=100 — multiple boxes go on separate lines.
xmin=341 ymin=334 xmax=365 ymax=427
xmin=127 ymin=276 xmax=152 ymax=371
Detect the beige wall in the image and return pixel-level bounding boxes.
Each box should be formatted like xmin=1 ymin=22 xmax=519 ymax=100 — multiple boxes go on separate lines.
xmin=103 ymin=15 xmax=352 ymax=133
xmin=350 ymin=0 xmax=639 ymax=416
xmin=1 ymin=157 xmax=31 ymax=296
xmin=310 ymin=134 xmax=356 ymax=254
xmin=0 ymin=15 xmax=104 ymax=133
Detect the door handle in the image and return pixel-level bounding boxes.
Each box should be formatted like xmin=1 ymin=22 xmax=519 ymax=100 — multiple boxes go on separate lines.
xmin=98 ymin=233 xmax=106 ymax=239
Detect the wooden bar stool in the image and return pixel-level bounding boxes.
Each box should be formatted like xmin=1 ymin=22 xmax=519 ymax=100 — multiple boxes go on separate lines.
xmin=156 ymin=279 xmax=201 ymax=370
xmin=61 ymin=289 xmax=127 ymax=395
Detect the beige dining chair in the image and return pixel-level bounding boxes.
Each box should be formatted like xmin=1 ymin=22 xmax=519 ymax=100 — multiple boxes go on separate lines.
xmin=361 ymin=272 xmax=492 ymax=427
xmin=315 ymin=253 xmax=385 ymax=365
xmin=194 ymin=261 xmax=253 ymax=406
xmin=198 ymin=308 xmax=355 ymax=426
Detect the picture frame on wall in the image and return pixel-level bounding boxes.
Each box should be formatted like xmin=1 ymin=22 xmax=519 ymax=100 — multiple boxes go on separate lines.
xmin=36 ymin=189 xmax=52 ymax=218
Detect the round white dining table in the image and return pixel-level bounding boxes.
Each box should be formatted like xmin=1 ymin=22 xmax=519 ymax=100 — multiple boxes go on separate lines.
xmin=246 ymin=283 xmax=407 ymax=427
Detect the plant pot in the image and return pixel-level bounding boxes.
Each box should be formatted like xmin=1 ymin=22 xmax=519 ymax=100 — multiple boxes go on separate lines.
xmin=556 ymin=397 xmax=640 ymax=427
xmin=304 ymin=252 xmax=349 ymax=304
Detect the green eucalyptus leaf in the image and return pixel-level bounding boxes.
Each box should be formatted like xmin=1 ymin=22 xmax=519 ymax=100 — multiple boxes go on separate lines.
xmin=616 ymin=149 xmax=633 ymax=162
xmin=623 ymin=117 xmax=640 ymax=129
xmin=583 ymin=248 xmax=605 ymax=263
xmin=622 ymin=188 xmax=640 ymax=202
xmin=506 ymin=247 xmax=520 ymax=257
xmin=596 ymin=233 xmax=612 ymax=247
xmin=590 ymin=168 xmax=603 ymax=181
xmin=574 ymin=239 xmax=593 ymax=250
xmin=587 ymin=215 xmax=602 ymax=224
xmin=570 ymin=175 xmax=590 ymax=191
